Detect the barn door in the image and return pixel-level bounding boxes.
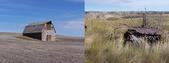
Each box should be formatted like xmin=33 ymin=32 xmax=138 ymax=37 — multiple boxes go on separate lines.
xmin=46 ymin=35 xmax=52 ymax=41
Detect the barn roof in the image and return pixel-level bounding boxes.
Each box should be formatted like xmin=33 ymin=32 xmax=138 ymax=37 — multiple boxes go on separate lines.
xmin=129 ymin=27 xmax=161 ymax=35
xmin=23 ymin=21 xmax=56 ymax=33
xmin=28 ymin=21 xmax=52 ymax=26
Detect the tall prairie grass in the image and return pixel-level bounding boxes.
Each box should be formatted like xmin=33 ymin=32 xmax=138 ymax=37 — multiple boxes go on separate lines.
xmin=85 ymin=18 xmax=169 ymax=63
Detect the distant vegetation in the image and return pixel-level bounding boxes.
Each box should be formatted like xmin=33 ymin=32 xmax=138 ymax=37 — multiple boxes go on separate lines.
xmin=85 ymin=12 xmax=169 ymax=63
xmin=106 ymin=17 xmax=120 ymax=21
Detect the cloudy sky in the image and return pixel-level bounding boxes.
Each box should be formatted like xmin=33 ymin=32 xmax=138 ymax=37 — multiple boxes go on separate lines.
xmin=0 ymin=0 xmax=84 ymax=37
xmin=85 ymin=0 xmax=169 ymax=11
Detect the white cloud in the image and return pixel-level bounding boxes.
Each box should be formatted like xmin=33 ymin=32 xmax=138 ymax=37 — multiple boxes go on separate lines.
xmin=61 ymin=19 xmax=84 ymax=30
xmin=124 ymin=0 xmax=169 ymax=8
xmin=86 ymin=0 xmax=169 ymax=11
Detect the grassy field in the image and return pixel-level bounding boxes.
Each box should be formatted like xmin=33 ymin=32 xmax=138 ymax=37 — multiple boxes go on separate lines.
xmin=85 ymin=15 xmax=169 ymax=63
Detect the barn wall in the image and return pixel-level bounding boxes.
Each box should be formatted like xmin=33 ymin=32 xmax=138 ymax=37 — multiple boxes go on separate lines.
xmin=42 ymin=24 xmax=56 ymax=41
xmin=42 ymin=30 xmax=56 ymax=41
xmin=23 ymin=33 xmax=42 ymax=40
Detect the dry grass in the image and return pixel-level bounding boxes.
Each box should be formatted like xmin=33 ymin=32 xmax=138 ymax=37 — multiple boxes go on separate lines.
xmin=85 ymin=16 xmax=169 ymax=63
xmin=16 ymin=36 xmax=38 ymax=40
xmin=0 ymin=33 xmax=84 ymax=63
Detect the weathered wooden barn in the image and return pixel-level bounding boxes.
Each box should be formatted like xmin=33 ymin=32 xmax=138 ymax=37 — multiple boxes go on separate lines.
xmin=23 ymin=21 xmax=56 ymax=41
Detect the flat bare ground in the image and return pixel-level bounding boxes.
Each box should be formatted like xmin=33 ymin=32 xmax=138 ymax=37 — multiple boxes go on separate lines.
xmin=0 ymin=32 xmax=84 ymax=63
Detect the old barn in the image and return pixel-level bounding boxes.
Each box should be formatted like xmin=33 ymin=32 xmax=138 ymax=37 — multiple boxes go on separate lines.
xmin=23 ymin=21 xmax=56 ymax=41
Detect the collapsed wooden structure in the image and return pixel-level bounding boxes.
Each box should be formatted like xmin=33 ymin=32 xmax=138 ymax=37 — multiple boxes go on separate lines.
xmin=23 ymin=21 xmax=56 ymax=41
xmin=123 ymin=12 xmax=161 ymax=46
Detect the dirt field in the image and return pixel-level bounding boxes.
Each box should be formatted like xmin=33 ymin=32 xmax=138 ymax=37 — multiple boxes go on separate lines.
xmin=0 ymin=32 xmax=84 ymax=63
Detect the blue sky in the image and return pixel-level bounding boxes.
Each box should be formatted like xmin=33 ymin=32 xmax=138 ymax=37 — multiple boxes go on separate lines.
xmin=0 ymin=0 xmax=84 ymax=37
xmin=85 ymin=0 xmax=169 ymax=11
